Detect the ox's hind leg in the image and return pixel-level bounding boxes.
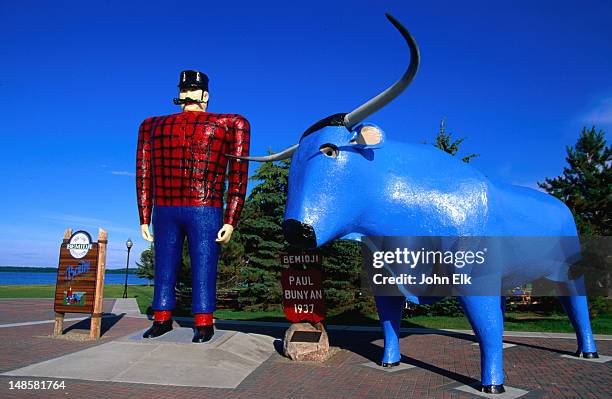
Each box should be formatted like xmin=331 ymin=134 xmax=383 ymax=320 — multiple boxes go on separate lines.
xmin=559 ymin=294 xmax=598 ymax=358
xmin=374 ymin=295 xmax=404 ymax=367
xmin=554 ymin=277 xmax=598 ymax=357
xmin=459 ymin=295 xmax=505 ymax=394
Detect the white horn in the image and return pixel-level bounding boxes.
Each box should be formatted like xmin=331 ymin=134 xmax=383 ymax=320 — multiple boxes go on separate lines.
xmin=226 ymin=144 xmax=299 ymax=162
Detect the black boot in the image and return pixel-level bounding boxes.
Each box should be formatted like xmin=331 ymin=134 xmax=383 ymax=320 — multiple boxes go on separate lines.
xmin=480 ymin=384 xmax=505 ymax=394
xmin=143 ymin=320 xmax=173 ymax=338
xmin=192 ymin=325 xmax=214 ymax=343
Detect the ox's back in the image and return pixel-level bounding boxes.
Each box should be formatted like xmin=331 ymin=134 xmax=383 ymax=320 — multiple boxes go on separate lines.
xmin=364 ymin=141 xmax=576 ymax=237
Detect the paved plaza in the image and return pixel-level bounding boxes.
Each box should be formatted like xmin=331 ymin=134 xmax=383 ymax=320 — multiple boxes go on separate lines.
xmin=0 ymin=298 xmax=610 ymax=398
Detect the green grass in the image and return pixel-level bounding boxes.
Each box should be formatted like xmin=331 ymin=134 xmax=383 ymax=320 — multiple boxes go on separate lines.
xmin=1 ymin=285 xmax=610 ymax=333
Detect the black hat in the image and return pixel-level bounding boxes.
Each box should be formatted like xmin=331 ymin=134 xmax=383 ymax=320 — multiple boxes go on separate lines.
xmin=178 ymin=70 xmax=209 ymax=91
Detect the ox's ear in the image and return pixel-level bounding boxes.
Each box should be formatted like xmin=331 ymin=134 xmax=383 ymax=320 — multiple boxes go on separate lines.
xmin=349 ymin=124 xmax=385 ymax=149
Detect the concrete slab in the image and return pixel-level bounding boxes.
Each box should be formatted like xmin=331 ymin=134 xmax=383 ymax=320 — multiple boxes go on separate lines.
xmin=3 ymin=341 xmax=153 ymax=380
xmin=454 ymin=383 xmax=529 ymax=398
xmin=360 ymin=361 xmax=416 ymax=373
xmin=125 ymin=327 xmax=228 ymax=345
xmin=471 ymin=342 xmax=517 ymax=349
xmin=560 ymin=354 xmax=612 ymax=363
xmin=110 ymin=298 xmax=141 ymax=316
xmin=114 ymin=345 xmax=260 ymax=387
xmin=2 ymin=327 xmax=276 ymax=388
xmin=222 ymin=331 xmax=279 ymax=364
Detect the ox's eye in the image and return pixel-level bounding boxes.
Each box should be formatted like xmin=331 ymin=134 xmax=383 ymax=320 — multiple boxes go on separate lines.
xmin=319 ymin=143 xmax=338 ymax=158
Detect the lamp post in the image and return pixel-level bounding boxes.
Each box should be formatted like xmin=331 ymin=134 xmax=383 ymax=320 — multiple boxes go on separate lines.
xmin=123 ymin=238 xmax=133 ymax=299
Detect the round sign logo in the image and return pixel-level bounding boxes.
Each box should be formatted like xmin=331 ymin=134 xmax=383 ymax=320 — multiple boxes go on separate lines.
xmin=66 ymin=231 xmax=93 ymax=259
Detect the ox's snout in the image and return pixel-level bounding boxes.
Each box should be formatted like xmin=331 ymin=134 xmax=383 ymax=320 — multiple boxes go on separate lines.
xmin=282 ymin=219 xmax=317 ymax=249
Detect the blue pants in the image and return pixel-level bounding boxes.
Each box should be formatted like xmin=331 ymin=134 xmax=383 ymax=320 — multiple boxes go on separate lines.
xmin=152 ymin=206 xmax=221 ymax=314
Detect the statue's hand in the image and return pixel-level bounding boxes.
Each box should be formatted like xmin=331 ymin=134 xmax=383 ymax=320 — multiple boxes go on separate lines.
xmin=215 ymin=224 xmax=234 ymax=245
xmin=141 ymin=224 xmax=154 ymax=242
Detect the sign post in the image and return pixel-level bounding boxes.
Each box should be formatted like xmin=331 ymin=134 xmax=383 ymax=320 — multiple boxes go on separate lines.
xmin=281 ymin=267 xmax=326 ymax=324
xmin=280 ymin=250 xmax=330 ymax=361
xmin=53 ymin=228 xmax=107 ymax=339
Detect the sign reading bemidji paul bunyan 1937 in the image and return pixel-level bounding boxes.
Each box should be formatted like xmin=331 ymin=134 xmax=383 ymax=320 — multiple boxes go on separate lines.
xmin=280 ymin=251 xmax=326 ymax=324
xmin=54 ymin=230 xmax=100 ymax=314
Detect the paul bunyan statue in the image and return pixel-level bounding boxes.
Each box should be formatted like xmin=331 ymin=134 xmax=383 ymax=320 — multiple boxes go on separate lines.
xmin=136 ymin=70 xmax=250 ymax=342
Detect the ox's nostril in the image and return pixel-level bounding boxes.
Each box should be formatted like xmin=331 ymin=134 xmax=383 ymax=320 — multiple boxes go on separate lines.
xmin=282 ymin=219 xmax=317 ymax=249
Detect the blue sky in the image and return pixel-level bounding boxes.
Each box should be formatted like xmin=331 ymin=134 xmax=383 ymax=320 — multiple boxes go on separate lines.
xmin=1 ymin=0 xmax=611 ymax=269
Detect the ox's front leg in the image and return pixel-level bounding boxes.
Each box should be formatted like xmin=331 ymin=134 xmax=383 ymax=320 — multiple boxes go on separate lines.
xmin=459 ymin=295 xmax=505 ymax=394
xmin=374 ymin=295 xmax=404 ymax=367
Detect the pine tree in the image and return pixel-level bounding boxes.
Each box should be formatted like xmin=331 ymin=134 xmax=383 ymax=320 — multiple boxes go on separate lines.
xmin=539 ymin=126 xmax=611 ymax=235
xmin=235 ymin=155 xmax=291 ymax=310
xmin=233 ymin=151 xmax=370 ymax=314
xmin=319 ymin=240 xmax=366 ymax=312
xmin=217 ymin=230 xmax=245 ymax=291
xmin=135 ymin=243 xmax=154 ymax=285
xmin=433 ymin=118 xmax=479 ymax=163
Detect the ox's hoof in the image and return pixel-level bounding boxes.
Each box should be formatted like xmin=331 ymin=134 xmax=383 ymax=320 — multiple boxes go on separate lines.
xmin=381 ymin=361 xmax=400 ymax=368
xmin=480 ymin=384 xmax=505 ymax=394
xmin=575 ymin=350 xmax=599 ymax=359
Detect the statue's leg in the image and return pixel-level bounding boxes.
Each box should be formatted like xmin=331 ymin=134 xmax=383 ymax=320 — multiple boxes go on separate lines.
xmin=186 ymin=206 xmax=222 ymax=317
xmin=152 ymin=206 xmax=185 ymax=314
xmin=559 ymin=292 xmax=598 ymax=357
xmin=459 ymin=295 xmax=505 ymax=394
xmin=374 ymin=295 xmax=404 ymax=367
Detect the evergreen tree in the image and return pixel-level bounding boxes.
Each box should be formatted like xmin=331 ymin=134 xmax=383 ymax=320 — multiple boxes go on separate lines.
xmin=319 ymin=240 xmax=366 ymax=312
xmin=135 ymin=243 xmax=154 ymax=285
xmin=235 ymin=154 xmax=291 ymax=310
xmin=233 ymin=151 xmax=370 ymax=313
xmin=539 ymin=126 xmax=611 ymax=235
xmin=433 ymin=118 xmax=479 ymax=163
xmin=217 ymin=230 xmax=245 ymax=291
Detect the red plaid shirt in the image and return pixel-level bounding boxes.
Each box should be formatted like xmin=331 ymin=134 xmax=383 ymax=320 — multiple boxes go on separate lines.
xmin=136 ymin=111 xmax=250 ymax=227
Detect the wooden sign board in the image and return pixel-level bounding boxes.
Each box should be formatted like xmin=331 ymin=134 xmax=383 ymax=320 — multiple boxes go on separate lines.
xmin=281 ymin=267 xmax=326 ymax=324
xmin=54 ymin=241 xmax=99 ymax=313
xmin=53 ymin=228 xmax=107 ymax=339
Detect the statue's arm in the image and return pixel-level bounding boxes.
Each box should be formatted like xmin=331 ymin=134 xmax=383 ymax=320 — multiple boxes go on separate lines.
xmin=137 ymin=118 xmax=154 ymax=242
xmin=217 ymin=115 xmax=250 ymax=244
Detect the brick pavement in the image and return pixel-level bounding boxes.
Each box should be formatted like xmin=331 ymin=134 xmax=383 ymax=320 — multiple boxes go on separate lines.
xmin=0 ymin=298 xmax=116 ymax=324
xmin=0 ymin=299 xmax=610 ymax=399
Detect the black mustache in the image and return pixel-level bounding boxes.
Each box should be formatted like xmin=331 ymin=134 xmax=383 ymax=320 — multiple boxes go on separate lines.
xmin=173 ymin=97 xmax=206 ymax=105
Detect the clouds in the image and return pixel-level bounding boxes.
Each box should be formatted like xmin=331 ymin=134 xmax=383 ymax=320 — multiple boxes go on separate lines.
xmin=111 ymin=170 xmax=135 ymax=177
xmin=0 ymin=214 xmax=146 ymax=269
xmin=43 ymin=212 xmax=135 ymax=235
xmin=0 ymin=236 xmax=145 ymax=270
xmin=582 ymin=96 xmax=612 ymax=126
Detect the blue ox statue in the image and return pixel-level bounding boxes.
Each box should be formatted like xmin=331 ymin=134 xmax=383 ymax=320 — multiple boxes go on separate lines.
xmin=232 ymin=14 xmax=599 ymax=394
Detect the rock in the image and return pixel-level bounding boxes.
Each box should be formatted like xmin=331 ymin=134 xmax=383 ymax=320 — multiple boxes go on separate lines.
xmin=283 ymin=322 xmax=329 ymax=362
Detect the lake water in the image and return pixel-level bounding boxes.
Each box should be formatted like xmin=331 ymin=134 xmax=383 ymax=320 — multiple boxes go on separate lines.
xmin=0 ymin=271 xmax=151 ymax=286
